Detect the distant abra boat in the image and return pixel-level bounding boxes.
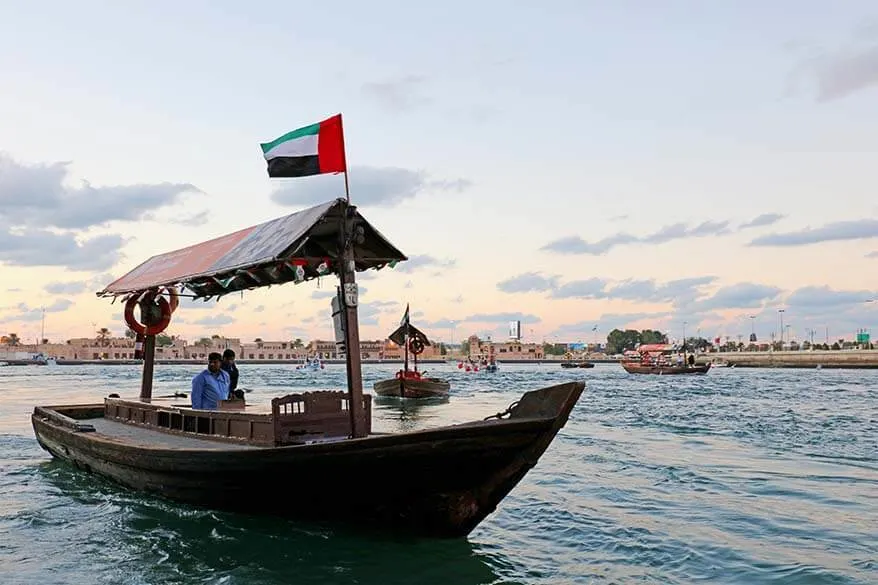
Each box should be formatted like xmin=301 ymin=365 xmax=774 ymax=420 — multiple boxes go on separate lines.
xmin=373 ymin=310 xmax=450 ymax=398
xmin=295 ymin=356 xmax=324 ymax=372
xmin=620 ymin=344 xmax=710 ymax=375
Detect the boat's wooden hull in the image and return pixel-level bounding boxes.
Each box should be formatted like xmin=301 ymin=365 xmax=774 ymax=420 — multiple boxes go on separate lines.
xmin=32 ymin=382 xmax=583 ymax=538
xmin=373 ymin=377 xmax=450 ymax=398
xmin=621 ymin=363 xmax=711 ymax=375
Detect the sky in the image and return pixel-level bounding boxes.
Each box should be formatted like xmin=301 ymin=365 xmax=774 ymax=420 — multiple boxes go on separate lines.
xmin=1 ymin=0 xmax=877 ymax=347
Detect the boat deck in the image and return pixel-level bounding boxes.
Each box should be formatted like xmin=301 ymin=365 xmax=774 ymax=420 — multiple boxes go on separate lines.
xmin=87 ymin=417 xmax=262 ymax=450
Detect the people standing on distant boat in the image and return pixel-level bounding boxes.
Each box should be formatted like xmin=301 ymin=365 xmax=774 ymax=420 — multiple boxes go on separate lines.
xmin=676 ymin=354 xmax=684 ymax=366
xmin=221 ymin=349 xmax=242 ymax=399
xmin=687 ymin=354 xmax=695 ymax=366
xmin=191 ymin=352 xmax=230 ymax=409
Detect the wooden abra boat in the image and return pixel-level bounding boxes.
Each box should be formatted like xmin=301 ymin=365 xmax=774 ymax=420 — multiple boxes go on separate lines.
xmin=373 ymin=310 xmax=450 ymax=398
xmin=373 ymin=375 xmax=450 ymax=398
xmin=31 ymin=196 xmax=583 ymax=538
xmin=620 ymin=362 xmax=710 ymax=375
xmin=560 ymin=361 xmax=594 ymax=369
xmin=620 ymin=343 xmax=710 ymax=375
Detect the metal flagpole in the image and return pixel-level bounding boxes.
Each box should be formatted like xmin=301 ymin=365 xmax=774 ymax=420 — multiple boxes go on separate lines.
xmin=339 ymin=113 xmax=351 ymax=202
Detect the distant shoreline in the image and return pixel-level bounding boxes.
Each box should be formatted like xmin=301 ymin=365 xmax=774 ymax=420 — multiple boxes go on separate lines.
xmin=0 ymin=358 xmax=620 ymax=367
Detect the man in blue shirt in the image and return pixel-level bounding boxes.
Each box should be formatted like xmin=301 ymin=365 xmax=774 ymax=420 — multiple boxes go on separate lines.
xmin=191 ymin=352 xmax=230 ymax=409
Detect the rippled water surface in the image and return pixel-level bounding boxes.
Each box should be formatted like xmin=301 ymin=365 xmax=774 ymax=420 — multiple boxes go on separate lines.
xmin=1 ymin=363 xmax=876 ymax=584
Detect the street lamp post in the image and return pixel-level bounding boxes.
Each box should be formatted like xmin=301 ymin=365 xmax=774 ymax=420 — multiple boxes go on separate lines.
xmin=778 ymin=309 xmax=785 ymax=347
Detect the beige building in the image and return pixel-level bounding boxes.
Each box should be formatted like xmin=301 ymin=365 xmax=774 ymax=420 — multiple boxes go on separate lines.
xmin=381 ymin=339 xmax=441 ymax=360
xmin=240 ymin=340 xmax=304 ymax=360
xmin=2 ymin=334 xmax=442 ymax=362
xmin=468 ymin=335 xmax=544 ymax=361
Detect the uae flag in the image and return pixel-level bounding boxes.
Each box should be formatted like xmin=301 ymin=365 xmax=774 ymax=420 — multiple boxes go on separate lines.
xmin=260 ymin=114 xmax=347 ymax=178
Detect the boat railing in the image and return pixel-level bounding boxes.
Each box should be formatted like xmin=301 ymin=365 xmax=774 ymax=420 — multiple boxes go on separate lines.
xmin=272 ymin=391 xmax=371 ymax=444
xmin=102 ymin=391 xmax=371 ymax=446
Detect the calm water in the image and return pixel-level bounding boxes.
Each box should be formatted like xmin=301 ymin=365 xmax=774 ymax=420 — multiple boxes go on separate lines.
xmin=0 ymin=363 xmax=875 ymax=584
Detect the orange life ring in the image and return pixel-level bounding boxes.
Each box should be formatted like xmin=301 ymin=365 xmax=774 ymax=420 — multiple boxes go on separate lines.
xmin=124 ymin=294 xmax=172 ymax=336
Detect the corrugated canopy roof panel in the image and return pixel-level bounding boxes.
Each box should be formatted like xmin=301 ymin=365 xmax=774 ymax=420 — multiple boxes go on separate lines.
xmin=99 ymin=198 xmax=406 ymax=299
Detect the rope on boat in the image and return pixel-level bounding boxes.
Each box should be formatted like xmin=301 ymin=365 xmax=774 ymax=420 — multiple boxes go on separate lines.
xmin=484 ymin=399 xmax=520 ymax=420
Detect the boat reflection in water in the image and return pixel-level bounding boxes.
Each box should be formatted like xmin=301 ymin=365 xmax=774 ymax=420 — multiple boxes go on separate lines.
xmin=38 ymin=459 xmax=508 ymax=584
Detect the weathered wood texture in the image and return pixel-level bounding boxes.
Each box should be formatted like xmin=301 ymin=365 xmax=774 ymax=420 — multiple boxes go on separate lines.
xmin=621 ymin=363 xmax=711 ymax=375
xmin=373 ymin=377 xmax=450 ymax=398
xmin=32 ymin=382 xmax=583 ymax=537
xmin=101 ymin=392 xmax=371 ymax=447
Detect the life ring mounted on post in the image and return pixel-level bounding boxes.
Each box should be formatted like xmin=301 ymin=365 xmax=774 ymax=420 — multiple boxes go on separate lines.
xmin=124 ymin=287 xmax=178 ymax=336
xmin=408 ymin=337 xmax=425 ymax=355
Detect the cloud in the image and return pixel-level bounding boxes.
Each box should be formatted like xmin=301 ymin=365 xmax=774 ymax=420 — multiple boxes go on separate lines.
xmin=420 ymin=318 xmax=458 ymax=329
xmin=393 ymin=254 xmax=456 ymax=273
xmin=784 ymin=285 xmax=872 ymax=309
xmin=178 ymin=297 xmax=221 ymax=311
xmin=803 ymin=43 xmax=878 ymax=101
xmin=553 ymin=312 xmax=666 ymax=338
xmin=0 ymin=153 xmax=200 ymax=230
xmin=43 ymin=272 xmax=118 ymax=296
xmin=689 ymin=283 xmax=783 ymax=312
xmin=191 ymin=314 xmax=235 ymax=326
xmin=465 ymin=312 xmax=540 ymax=323
xmin=270 ymin=165 xmax=471 ymax=208
xmin=44 ymin=281 xmax=88 ymax=295
xmin=542 ymin=221 xmax=730 ymax=255
xmin=739 ymin=213 xmax=784 ymax=229
xmin=867 ymin=251 xmax=878 ymax=258
xmin=451 ymin=294 xmax=463 ymax=303
xmin=0 ymin=230 xmax=126 ymax=270
xmin=361 ymin=75 xmax=430 ymax=111
xmin=748 ymin=219 xmax=878 ymax=247
xmin=1 ymin=299 xmax=74 ymax=322
xmin=497 ymin=272 xmax=559 ymax=293
xmin=0 ymin=153 xmax=199 ymax=271
xmin=311 ymin=290 xmax=335 ymax=300
xmin=550 ymin=278 xmax=608 ymax=299
xmin=547 ymin=283 xmax=878 ymax=342
xmin=253 ymin=305 xmax=265 ymax=313
xmin=356 ymin=270 xmax=381 ymax=281
xmin=163 ymin=210 xmax=209 ymax=227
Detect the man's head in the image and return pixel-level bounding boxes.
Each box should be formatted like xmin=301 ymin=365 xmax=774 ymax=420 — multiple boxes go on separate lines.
xmin=222 ymin=348 xmax=235 ymax=363
xmin=208 ymin=352 xmax=222 ymax=373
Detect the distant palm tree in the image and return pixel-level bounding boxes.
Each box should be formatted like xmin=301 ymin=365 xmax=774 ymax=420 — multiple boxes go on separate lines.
xmin=96 ymin=328 xmax=111 ymax=346
xmin=6 ymin=333 xmax=20 ymax=346
xmin=292 ymin=338 xmax=304 ymax=349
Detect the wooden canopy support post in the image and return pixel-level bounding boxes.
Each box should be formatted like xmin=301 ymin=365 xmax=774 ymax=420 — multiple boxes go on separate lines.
xmin=140 ymin=334 xmax=156 ymax=402
xmin=339 ymin=205 xmax=367 ymax=438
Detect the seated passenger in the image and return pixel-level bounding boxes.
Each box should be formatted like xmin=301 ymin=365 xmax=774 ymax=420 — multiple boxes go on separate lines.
xmin=191 ymin=352 xmax=230 ymax=410
xmin=221 ymin=348 xmax=243 ymax=399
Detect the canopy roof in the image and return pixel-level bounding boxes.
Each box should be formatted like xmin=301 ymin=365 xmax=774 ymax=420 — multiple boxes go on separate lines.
xmin=99 ymin=198 xmax=407 ymax=299
xmin=388 ymin=323 xmax=431 ymax=347
xmin=637 ymin=343 xmax=675 ymax=353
